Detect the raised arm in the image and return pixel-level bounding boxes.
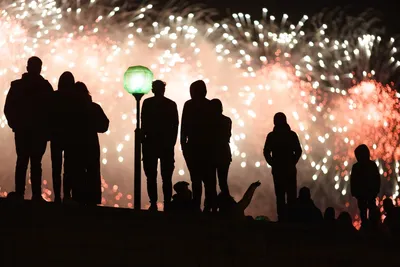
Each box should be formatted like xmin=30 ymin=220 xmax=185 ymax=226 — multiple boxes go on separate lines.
xmin=237 ymin=181 xmax=261 ymax=212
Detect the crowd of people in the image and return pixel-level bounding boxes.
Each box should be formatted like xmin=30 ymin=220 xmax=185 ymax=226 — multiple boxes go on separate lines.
xmin=4 ymin=57 xmax=109 ymax=205
xmin=3 ymin=57 xmax=400 ymax=236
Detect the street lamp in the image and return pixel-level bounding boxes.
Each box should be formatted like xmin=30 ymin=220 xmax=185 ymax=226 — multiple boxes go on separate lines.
xmin=124 ymin=65 xmax=153 ymax=210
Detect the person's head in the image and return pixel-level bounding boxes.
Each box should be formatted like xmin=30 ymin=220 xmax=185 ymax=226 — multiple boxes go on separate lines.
xmin=383 ymin=198 xmax=395 ymax=214
xmin=58 ymin=71 xmax=75 ymax=91
xmin=337 ymin=211 xmax=353 ymax=227
xmin=173 ymin=181 xmax=192 ymax=200
xmin=273 ymin=112 xmax=287 ymax=126
xmin=190 ymin=80 xmax=207 ymax=100
xmin=27 ymin=56 xmax=42 ymax=75
xmin=354 ymin=144 xmax=370 ymax=162
xmin=324 ymin=207 xmax=335 ymax=221
xmin=210 ymin=98 xmax=223 ymax=115
xmin=152 ymin=80 xmax=166 ymax=97
xmin=75 ymin=81 xmax=92 ymax=101
xmin=298 ymin=187 xmax=311 ymax=201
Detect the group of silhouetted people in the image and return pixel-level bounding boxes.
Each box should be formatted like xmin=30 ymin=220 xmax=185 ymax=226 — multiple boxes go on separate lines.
xmin=4 ymin=57 xmax=109 ymax=205
xmin=141 ymin=79 xmax=256 ymax=214
xmin=5 ymin=57 xmax=400 ymax=232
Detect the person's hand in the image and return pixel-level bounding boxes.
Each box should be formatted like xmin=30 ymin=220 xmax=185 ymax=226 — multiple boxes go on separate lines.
xmin=251 ymin=181 xmax=261 ymax=188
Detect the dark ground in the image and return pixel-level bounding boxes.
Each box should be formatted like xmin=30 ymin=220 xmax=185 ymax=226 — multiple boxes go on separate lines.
xmin=0 ymin=197 xmax=398 ymax=267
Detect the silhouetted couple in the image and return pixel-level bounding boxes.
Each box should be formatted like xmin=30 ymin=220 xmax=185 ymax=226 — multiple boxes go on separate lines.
xmin=4 ymin=57 xmax=109 ymax=205
xmin=141 ymin=79 xmax=232 ymax=212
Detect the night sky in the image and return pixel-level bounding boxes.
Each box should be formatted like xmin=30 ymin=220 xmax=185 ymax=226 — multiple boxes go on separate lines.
xmin=192 ymin=0 xmax=398 ymax=34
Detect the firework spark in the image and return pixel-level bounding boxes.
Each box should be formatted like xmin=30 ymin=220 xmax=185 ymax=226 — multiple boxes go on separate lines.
xmin=0 ymin=0 xmax=399 ymax=219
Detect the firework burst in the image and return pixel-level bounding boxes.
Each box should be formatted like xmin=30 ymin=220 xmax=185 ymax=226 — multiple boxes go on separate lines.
xmin=0 ymin=0 xmax=399 ymax=218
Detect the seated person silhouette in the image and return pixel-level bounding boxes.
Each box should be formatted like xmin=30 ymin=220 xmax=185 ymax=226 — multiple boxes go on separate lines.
xmin=291 ymin=187 xmax=323 ymax=224
xmin=350 ymin=144 xmax=380 ymax=226
xmin=383 ymin=198 xmax=400 ymax=235
xmin=170 ymin=181 xmax=194 ymax=213
xmin=217 ymin=181 xmax=261 ymax=220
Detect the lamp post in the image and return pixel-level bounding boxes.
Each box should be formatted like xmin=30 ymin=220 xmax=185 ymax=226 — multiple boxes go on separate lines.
xmin=123 ymin=66 xmax=153 ymax=210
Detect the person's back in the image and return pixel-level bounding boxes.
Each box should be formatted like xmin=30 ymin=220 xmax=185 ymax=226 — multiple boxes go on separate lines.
xmin=383 ymin=198 xmax=400 ymax=236
xmin=264 ymin=112 xmax=302 ymax=221
xmin=292 ymin=187 xmax=323 ymax=224
xmin=264 ymin=121 xmax=301 ymax=169
xmin=142 ymin=80 xmax=178 ymax=210
xmin=142 ymin=95 xmax=178 ymax=148
xmin=350 ymin=144 xmax=380 ymax=225
xmin=4 ymin=57 xmax=53 ymax=200
xmin=5 ymin=68 xmax=53 ymax=133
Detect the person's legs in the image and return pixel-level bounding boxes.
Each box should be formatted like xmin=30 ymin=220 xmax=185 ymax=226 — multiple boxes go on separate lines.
xmin=184 ymin=147 xmax=202 ymax=211
xmin=50 ymin=139 xmax=63 ymax=201
xmin=86 ymin=154 xmax=102 ymax=205
xmin=273 ymin=171 xmax=286 ymax=222
xmin=358 ymin=198 xmax=368 ymax=224
xmin=286 ymin=168 xmax=298 ymax=219
xmin=30 ymin=133 xmax=47 ymax=198
xmin=143 ymin=146 xmax=159 ymax=206
xmin=14 ymin=131 xmax=30 ymax=197
xmin=203 ymin=162 xmax=217 ymax=212
xmin=367 ymin=197 xmax=377 ymax=220
xmin=160 ymin=147 xmax=174 ymax=206
xmin=217 ymin=162 xmax=230 ymax=195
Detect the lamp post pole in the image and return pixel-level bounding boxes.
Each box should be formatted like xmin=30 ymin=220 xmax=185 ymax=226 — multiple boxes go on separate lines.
xmin=133 ymin=93 xmax=144 ymax=210
xmin=124 ymin=65 xmax=153 ymax=211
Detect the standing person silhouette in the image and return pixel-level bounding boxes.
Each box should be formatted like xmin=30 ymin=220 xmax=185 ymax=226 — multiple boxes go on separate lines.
xmin=4 ymin=56 xmax=53 ymax=201
xmin=263 ymin=112 xmax=302 ymax=221
xmin=210 ymin=99 xmax=232 ymax=195
xmin=181 ymin=80 xmax=216 ymax=212
xmin=350 ymin=144 xmax=380 ymax=226
xmin=141 ymin=80 xmax=178 ymax=211
xmin=72 ymin=82 xmax=109 ymax=205
xmin=50 ymin=71 xmax=75 ymax=203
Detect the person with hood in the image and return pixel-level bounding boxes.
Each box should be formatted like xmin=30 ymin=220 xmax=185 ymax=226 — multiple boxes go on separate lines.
xmin=210 ymin=98 xmax=232 ymax=195
xmin=181 ymin=80 xmax=216 ymax=212
xmin=71 ymin=82 xmax=109 ymax=205
xmin=350 ymin=144 xmax=380 ymax=226
xmin=141 ymin=80 xmax=179 ymax=211
xmin=50 ymin=71 xmax=76 ymax=203
xmin=263 ymin=112 xmax=302 ymax=221
xmin=4 ymin=57 xmax=53 ymax=201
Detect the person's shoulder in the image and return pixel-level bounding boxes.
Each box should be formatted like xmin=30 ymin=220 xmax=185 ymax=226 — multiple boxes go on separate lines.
xmin=164 ymin=97 xmax=177 ymax=106
xmin=10 ymin=78 xmax=23 ymax=88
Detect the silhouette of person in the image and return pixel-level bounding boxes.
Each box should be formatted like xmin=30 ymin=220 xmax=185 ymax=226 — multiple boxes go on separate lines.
xmin=50 ymin=71 xmax=75 ymax=203
xmin=141 ymin=80 xmax=179 ymax=211
xmin=170 ymin=181 xmax=194 ymax=213
xmin=337 ymin=212 xmax=356 ymax=233
xmin=350 ymin=144 xmax=380 ymax=226
xmin=324 ymin=207 xmax=336 ymax=222
xmin=263 ymin=112 xmax=302 ymax=221
xmin=72 ymin=82 xmax=109 ymax=205
xmin=291 ymin=187 xmax=323 ymax=223
xmin=4 ymin=57 xmax=53 ymax=201
xmin=217 ymin=181 xmax=261 ymax=219
xmin=383 ymin=198 xmax=400 ymax=235
xmin=210 ymin=99 xmax=232 ymax=195
xmin=181 ymin=80 xmax=216 ymax=212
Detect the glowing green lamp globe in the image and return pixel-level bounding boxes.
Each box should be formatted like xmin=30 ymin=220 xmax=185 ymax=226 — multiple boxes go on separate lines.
xmin=123 ymin=65 xmax=153 ymax=95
